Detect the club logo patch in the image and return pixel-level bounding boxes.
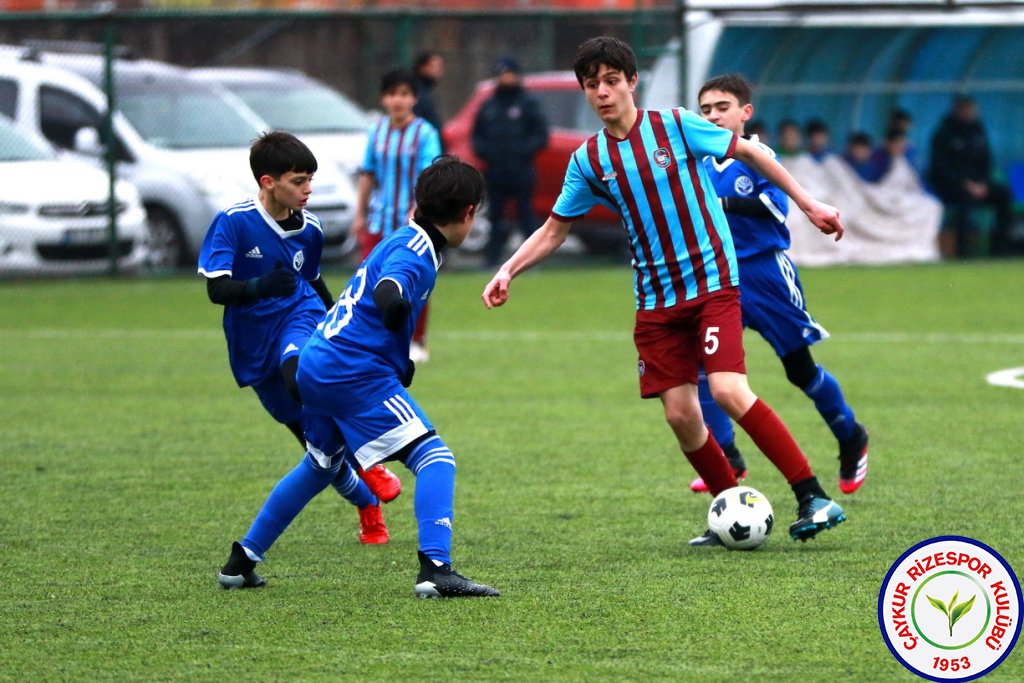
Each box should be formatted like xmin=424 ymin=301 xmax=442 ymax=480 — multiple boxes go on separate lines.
xmin=637 ymin=359 xmax=646 ymax=377
xmin=652 ymin=148 xmax=672 ymax=169
xmin=734 ymin=175 xmax=755 ymax=196
xmin=878 ymin=536 xmax=1021 ymax=681
xmin=293 ymin=250 xmax=305 ymax=271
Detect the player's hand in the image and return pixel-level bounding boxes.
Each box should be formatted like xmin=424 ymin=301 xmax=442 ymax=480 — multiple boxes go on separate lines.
xmin=256 ymin=261 xmax=298 ymax=298
xmin=482 ymin=270 xmax=511 ymax=309
xmin=803 ymin=200 xmax=844 ymax=241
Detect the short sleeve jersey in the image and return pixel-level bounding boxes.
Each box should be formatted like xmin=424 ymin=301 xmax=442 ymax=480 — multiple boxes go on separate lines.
xmin=302 ymin=221 xmax=441 ymax=413
xmin=703 ymin=137 xmax=790 ymax=259
xmin=552 ymin=108 xmax=739 ymax=311
xmin=361 ymin=117 xmax=442 ymax=238
xmin=197 ymin=198 xmax=327 ymax=388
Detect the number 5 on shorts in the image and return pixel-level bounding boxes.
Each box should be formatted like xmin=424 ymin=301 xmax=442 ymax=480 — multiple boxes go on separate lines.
xmin=704 ymin=326 xmax=720 ymax=355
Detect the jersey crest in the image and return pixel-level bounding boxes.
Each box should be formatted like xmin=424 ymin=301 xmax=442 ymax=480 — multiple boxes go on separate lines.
xmin=652 ymin=147 xmax=673 ymax=169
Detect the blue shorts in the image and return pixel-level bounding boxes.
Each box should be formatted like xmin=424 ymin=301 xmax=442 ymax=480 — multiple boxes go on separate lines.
xmin=738 ymin=250 xmax=829 ymax=358
xmin=250 ymin=317 xmax=317 ymax=425
xmin=297 ymin=369 xmax=434 ymax=470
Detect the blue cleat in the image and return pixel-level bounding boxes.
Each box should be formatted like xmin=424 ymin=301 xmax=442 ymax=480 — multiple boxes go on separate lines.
xmin=789 ymin=496 xmax=846 ymax=541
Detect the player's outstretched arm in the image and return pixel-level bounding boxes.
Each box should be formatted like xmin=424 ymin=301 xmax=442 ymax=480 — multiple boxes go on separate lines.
xmin=732 ymin=138 xmax=844 ymax=241
xmin=482 ymin=216 xmax=572 ymax=309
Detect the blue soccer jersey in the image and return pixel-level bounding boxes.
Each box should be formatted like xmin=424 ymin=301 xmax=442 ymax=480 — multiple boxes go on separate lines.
xmin=703 ymin=137 xmax=790 ymax=259
xmin=301 ymin=221 xmax=441 ymax=413
xmin=551 ymin=108 xmax=739 ymax=311
xmin=362 ymin=117 xmax=442 ymax=238
xmin=197 ymin=198 xmax=327 ymax=388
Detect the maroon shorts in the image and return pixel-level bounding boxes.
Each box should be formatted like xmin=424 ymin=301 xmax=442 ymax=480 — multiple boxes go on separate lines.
xmin=633 ymin=288 xmax=746 ymax=398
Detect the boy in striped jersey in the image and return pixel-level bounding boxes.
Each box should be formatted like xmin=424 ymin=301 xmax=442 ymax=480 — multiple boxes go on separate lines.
xmin=218 ymin=156 xmax=499 ymax=597
xmin=482 ymin=37 xmax=847 ymax=544
xmin=689 ymin=74 xmax=868 ymax=497
xmin=200 ymin=133 xmax=402 ymax=588
xmin=355 ymin=69 xmax=442 ymax=363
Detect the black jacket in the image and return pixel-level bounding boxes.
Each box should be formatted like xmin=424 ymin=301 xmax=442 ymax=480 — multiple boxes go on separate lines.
xmin=471 ymin=85 xmax=549 ymax=176
xmin=412 ymin=75 xmax=442 ymax=133
xmin=927 ymin=115 xmax=994 ymax=198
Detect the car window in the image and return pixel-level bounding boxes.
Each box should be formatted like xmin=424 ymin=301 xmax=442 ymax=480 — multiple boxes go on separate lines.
xmin=0 ymin=113 xmax=51 ymax=161
xmin=0 ymin=78 xmax=17 ymax=119
xmin=117 ymin=81 xmax=262 ymax=149
xmin=39 ymin=85 xmax=103 ymax=150
xmin=533 ymin=90 xmax=603 ymax=132
xmin=228 ymin=81 xmax=370 ymax=133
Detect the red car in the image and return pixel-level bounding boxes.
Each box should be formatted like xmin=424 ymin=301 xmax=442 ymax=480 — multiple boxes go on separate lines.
xmin=443 ymin=71 xmax=624 ymax=253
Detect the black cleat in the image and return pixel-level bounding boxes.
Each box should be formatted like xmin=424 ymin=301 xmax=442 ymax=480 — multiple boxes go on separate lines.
xmin=414 ymin=551 xmax=500 ymax=599
xmin=688 ymin=528 xmax=724 ymax=547
xmin=218 ymin=541 xmax=266 ymax=589
xmin=838 ymin=423 xmax=869 ymax=494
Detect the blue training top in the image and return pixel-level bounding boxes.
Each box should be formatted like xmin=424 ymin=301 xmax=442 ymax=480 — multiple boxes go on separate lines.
xmin=302 ymin=221 xmax=441 ymax=413
xmin=197 ymin=198 xmax=326 ymax=387
xmin=702 ymin=137 xmax=790 ymax=259
xmin=551 ymin=107 xmax=739 ymax=311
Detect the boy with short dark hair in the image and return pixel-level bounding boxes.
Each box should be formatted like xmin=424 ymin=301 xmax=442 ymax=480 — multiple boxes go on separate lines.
xmin=355 ymin=69 xmax=443 ymax=363
xmin=483 ymin=37 xmax=848 ymax=545
xmin=199 ymin=131 xmax=400 ymax=559
xmin=692 ymin=73 xmax=868 ymax=496
xmin=218 ymin=155 xmax=499 ymax=598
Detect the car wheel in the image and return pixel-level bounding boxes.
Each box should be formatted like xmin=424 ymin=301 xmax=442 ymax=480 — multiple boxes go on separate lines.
xmin=143 ymin=205 xmax=188 ymax=270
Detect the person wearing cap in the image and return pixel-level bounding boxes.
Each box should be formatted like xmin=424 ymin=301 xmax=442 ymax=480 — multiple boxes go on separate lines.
xmin=472 ymin=57 xmax=549 ymax=268
xmin=927 ymin=94 xmax=1015 ymax=257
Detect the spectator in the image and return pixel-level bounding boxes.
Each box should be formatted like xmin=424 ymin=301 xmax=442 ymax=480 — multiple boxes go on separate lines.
xmin=927 ymin=94 xmax=1015 ymax=257
xmin=472 ymin=57 xmax=549 ymax=268
xmin=412 ymin=50 xmax=445 ymax=134
xmin=887 ymin=107 xmax=920 ymax=170
xmin=775 ymin=119 xmax=803 ymax=159
xmin=870 ymin=127 xmax=911 ymax=180
xmin=805 ymin=118 xmax=833 ymax=162
xmin=842 ymin=131 xmax=883 ymax=183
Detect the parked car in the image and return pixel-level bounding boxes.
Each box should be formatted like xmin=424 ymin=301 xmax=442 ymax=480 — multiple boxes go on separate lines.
xmin=0 ymin=51 xmax=356 ymax=267
xmin=191 ymin=66 xmax=372 ymax=178
xmin=443 ymin=71 xmax=624 ymax=253
xmin=0 ymin=113 xmax=147 ymax=276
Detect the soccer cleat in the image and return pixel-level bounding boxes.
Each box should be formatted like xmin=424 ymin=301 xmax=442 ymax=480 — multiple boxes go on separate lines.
xmin=414 ymin=551 xmax=500 ymax=598
xmin=218 ymin=541 xmax=266 ymax=589
xmin=838 ymin=423 xmax=869 ymax=494
xmin=690 ymin=446 xmax=748 ymax=494
xmin=688 ymin=529 xmax=724 ymax=547
xmin=358 ymin=464 xmax=402 ymax=503
xmin=358 ymin=503 xmax=389 ymax=545
xmin=789 ymin=496 xmax=846 ymax=541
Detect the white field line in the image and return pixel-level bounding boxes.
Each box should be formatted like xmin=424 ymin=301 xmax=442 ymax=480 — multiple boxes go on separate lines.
xmin=2 ymin=329 xmax=1024 ymax=345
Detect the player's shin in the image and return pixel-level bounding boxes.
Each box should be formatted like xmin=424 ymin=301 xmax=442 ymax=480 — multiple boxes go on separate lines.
xmin=403 ymin=436 xmax=456 ymax=565
xmin=242 ymin=451 xmax=339 ymax=557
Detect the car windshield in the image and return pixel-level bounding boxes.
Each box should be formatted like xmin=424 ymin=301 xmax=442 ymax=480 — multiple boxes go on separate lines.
xmin=534 ymin=89 xmax=603 ymax=132
xmin=227 ymin=80 xmax=370 ymax=133
xmin=0 ymin=115 xmax=52 ymax=161
xmin=117 ymin=78 xmax=263 ymax=149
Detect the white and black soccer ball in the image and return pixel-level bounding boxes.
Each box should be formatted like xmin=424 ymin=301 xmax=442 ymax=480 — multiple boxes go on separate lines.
xmin=707 ymin=485 xmax=774 ymax=550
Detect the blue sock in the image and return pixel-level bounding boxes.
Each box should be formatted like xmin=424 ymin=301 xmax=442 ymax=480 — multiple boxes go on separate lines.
xmin=698 ymin=370 xmax=736 ymax=448
xmin=402 ymin=436 xmax=456 ymax=565
xmin=330 ymin=462 xmax=377 ymax=509
xmin=802 ymin=365 xmax=857 ymax=442
xmin=242 ymin=452 xmax=338 ymax=558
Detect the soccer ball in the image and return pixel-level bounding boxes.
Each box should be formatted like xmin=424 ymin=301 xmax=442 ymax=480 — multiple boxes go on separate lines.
xmin=707 ymin=485 xmax=774 ymax=550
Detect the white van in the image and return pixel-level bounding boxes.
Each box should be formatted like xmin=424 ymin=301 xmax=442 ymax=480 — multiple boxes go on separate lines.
xmin=0 ymin=51 xmax=356 ymax=268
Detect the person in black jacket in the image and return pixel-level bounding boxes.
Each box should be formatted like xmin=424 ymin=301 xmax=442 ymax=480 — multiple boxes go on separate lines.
xmin=412 ymin=51 xmax=444 ymax=134
xmin=472 ymin=57 xmax=549 ymax=267
xmin=927 ymin=95 xmax=1015 ymax=257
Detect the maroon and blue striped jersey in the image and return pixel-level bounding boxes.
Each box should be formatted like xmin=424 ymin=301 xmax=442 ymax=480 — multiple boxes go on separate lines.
xmin=361 ymin=116 xmax=441 ymax=238
xmin=551 ymin=108 xmax=739 ymax=310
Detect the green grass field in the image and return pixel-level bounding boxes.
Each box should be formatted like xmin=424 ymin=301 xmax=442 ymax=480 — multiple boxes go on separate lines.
xmin=1 ymin=260 xmax=1022 ymax=681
